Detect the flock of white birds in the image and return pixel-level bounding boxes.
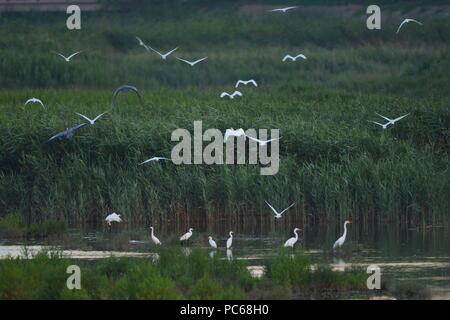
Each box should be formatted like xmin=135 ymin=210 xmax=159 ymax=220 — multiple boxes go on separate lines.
xmin=24 ymin=6 xmax=423 ymax=255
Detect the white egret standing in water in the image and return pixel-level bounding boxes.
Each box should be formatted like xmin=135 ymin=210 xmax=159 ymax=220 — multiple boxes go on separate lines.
xmin=284 ymin=228 xmax=301 ymax=248
xmin=208 ymin=236 xmax=217 ymax=249
xmin=180 ymin=228 xmax=194 ymax=245
xmin=226 ymin=231 xmax=234 ymax=249
xmin=333 ymin=220 xmax=351 ymax=250
xmin=150 ymin=226 xmax=162 ymax=245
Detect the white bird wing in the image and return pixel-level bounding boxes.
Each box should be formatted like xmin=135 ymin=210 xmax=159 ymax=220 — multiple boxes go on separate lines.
xmin=264 ymin=200 xmax=279 ymax=215
xmin=369 ymin=120 xmax=385 ymax=127
xmin=192 ymin=57 xmax=207 ymax=64
xmin=296 ymin=54 xmax=307 ymax=60
xmin=180 ymin=232 xmax=190 ymax=241
xmin=279 ymin=202 xmax=295 ymax=215
xmin=267 ymin=137 xmax=281 ymax=143
xmin=247 ymin=135 xmax=262 ymax=144
xmin=232 ymin=91 xmax=242 ymax=97
xmin=396 ymin=20 xmax=408 ymax=33
xmin=93 ymin=112 xmax=107 ymax=122
xmin=75 ymin=112 xmax=93 ymax=123
xmin=67 ymin=51 xmax=82 ymax=60
xmin=410 ymin=19 xmax=423 ymax=25
xmin=136 ymin=36 xmax=145 ymax=46
xmin=148 ymin=46 xmax=163 ymax=57
xmin=248 ymin=79 xmax=257 ymax=87
xmin=54 ymin=52 xmax=69 ymax=60
xmin=220 ymin=92 xmax=230 ymax=98
xmin=235 ymin=80 xmax=244 ymax=88
xmin=392 ymin=113 xmax=409 ymax=123
xmin=164 ymin=47 xmax=178 ymax=56
xmin=375 ymin=113 xmax=392 ymax=122
xmin=36 ymin=99 xmax=45 ymax=108
xmin=282 ymin=55 xmax=293 ymax=62
xmin=176 ymin=57 xmax=192 ymax=65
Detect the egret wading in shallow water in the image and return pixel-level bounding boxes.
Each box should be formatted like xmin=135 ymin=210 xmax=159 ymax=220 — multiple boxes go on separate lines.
xmin=333 ymin=220 xmax=351 ymax=250
xmin=180 ymin=228 xmax=194 ymax=245
xmin=226 ymin=231 xmax=234 ymax=249
xmin=105 ymin=212 xmax=122 ymax=226
xmin=208 ymin=236 xmax=217 ymax=249
xmin=284 ymin=228 xmax=301 ymax=249
xmin=150 ymin=226 xmax=161 ymax=245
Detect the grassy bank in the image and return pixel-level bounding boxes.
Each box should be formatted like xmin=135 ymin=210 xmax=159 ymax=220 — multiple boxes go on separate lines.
xmin=0 ymin=248 xmax=426 ymax=299
xmin=0 ymin=1 xmax=449 ymax=230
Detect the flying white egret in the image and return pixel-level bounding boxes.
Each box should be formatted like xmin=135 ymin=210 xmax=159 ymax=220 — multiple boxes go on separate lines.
xmin=176 ymin=56 xmax=208 ymax=66
xmin=53 ymin=51 xmax=82 ymax=62
xmin=368 ymin=120 xmax=390 ymax=130
xmin=284 ymin=228 xmax=301 ymax=248
xmin=269 ymin=6 xmax=297 ymax=13
xmin=47 ymin=123 xmax=87 ymax=142
xmin=180 ymin=228 xmax=194 ymax=244
xmin=396 ymin=18 xmax=423 ymax=34
xmin=139 ymin=157 xmax=170 ymax=165
xmin=75 ymin=112 xmax=107 ymax=125
xmin=208 ymin=236 xmax=217 ymax=249
xmin=247 ymin=135 xmax=281 ymax=146
xmin=282 ymin=54 xmax=307 ymax=62
xmin=112 ymin=85 xmax=143 ymax=109
xmin=235 ymin=79 xmax=258 ymax=88
xmin=224 ymin=128 xmax=246 ymax=143
xmin=148 ymin=46 xmax=178 ymax=60
xmin=333 ymin=220 xmax=352 ymax=250
xmin=226 ymin=231 xmax=234 ymax=249
xmin=149 ymin=226 xmax=162 ymax=245
xmin=265 ymin=201 xmax=295 ymax=219
xmin=376 ymin=113 xmax=409 ymax=125
xmin=105 ymin=212 xmax=122 ymax=226
xmin=25 ymin=98 xmax=45 ymax=109
xmin=220 ymin=91 xmax=242 ymax=99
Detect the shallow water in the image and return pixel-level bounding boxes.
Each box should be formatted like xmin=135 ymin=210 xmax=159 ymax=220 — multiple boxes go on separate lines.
xmin=1 ymin=225 xmax=449 ymax=299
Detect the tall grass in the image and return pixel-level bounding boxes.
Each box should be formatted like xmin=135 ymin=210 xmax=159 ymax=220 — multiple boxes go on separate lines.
xmin=0 ymin=1 xmax=448 ymax=230
xmin=0 ymin=248 xmax=425 ymax=299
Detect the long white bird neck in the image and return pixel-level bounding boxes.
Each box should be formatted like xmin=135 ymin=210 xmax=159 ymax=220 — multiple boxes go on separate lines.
xmin=294 ymin=230 xmax=299 ymax=240
xmin=151 ymin=228 xmax=154 ymax=237
xmin=229 ymin=232 xmax=233 ymax=239
xmin=342 ymin=222 xmax=348 ymax=240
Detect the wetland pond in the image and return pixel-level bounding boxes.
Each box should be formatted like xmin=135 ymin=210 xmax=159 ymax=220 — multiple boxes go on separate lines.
xmin=1 ymin=224 xmax=449 ymax=299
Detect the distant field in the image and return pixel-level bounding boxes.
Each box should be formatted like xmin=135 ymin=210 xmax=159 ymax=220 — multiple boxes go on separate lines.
xmin=0 ymin=1 xmax=448 ymax=231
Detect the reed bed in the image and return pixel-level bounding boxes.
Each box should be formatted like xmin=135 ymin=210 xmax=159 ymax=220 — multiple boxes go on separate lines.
xmin=0 ymin=1 xmax=448 ymax=230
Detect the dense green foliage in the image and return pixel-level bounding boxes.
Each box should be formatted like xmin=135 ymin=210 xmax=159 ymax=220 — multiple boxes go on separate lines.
xmin=0 ymin=248 xmax=421 ymax=299
xmin=0 ymin=1 xmax=448 ymax=229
